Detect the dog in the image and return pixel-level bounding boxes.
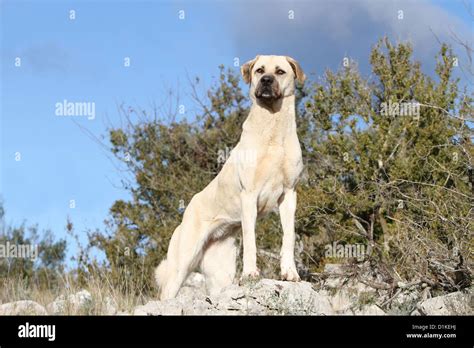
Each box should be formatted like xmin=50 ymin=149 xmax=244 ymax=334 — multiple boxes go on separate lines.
xmin=155 ymin=55 xmax=306 ymax=300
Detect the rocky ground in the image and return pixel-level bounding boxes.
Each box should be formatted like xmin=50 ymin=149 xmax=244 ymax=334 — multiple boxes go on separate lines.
xmin=1 ymin=264 xmax=472 ymax=315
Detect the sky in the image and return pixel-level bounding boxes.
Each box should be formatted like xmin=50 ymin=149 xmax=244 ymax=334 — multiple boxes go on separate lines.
xmin=1 ymin=0 xmax=472 ymax=264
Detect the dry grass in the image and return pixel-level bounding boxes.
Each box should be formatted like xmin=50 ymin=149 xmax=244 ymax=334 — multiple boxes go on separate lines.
xmin=0 ymin=272 xmax=153 ymax=315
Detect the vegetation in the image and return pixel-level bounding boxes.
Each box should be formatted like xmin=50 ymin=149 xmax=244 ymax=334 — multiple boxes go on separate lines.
xmin=0 ymin=202 xmax=66 ymax=291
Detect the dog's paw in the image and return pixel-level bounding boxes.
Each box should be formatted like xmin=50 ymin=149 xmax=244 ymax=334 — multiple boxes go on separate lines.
xmin=280 ymin=266 xmax=300 ymax=282
xmin=239 ymin=269 xmax=261 ymax=285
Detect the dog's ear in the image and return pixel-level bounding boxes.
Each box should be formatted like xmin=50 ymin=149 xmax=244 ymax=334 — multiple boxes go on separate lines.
xmin=241 ymin=56 xmax=260 ymax=84
xmin=286 ymin=56 xmax=306 ymax=84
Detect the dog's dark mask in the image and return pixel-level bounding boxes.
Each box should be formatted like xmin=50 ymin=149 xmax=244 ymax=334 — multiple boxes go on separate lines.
xmin=255 ymin=74 xmax=281 ymax=102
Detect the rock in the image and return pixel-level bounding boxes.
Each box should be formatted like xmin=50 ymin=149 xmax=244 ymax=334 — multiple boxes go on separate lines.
xmin=176 ymin=283 xmax=207 ymax=301
xmin=387 ymin=289 xmax=420 ymax=315
xmin=132 ymin=278 xmax=335 ymax=315
xmin=417 ymin=291 xmax=472 ymax=315
xmin=73 ymin=290 xmax=93 ymax=306
xmin=134 ymin=272 xmax=209 ymax=315
xmin=47 ymin=289 xmax=93 ymax=314
xmin=129 ymin=279 xmax=470 ymax=316
xmin=252 ymin=279 xmax=334 ymax=315
xmin=182 ymin=299 xmax=215 ymax=315
xmin=183 ymin=272 xmax=206 ymax=289
xmin=134 ymin=299 xmax=183 ymax=315
xmin=325 ymin=279 xmax=377 ymax=314
xmin=329 ymin=290 xmax=354 ymax=313
xmin=133 ymin=301 xmax=162 ymax=315
xmin=392 ymin=289 xmax=420 ymax=307
xmin=103 ymin=296 xmax=117 ymax=315
xmin=160 ymin=300 xmax=184 ymax=315
xmin=207 ymin=283 xmax=266 ymax=315
xmin=0 ymin=300 xmax=47 ymax=315
xmin=354 ymin=304 xmax=385 ymax=315
xmin=323 ymin=264 xmax=347 ymax=288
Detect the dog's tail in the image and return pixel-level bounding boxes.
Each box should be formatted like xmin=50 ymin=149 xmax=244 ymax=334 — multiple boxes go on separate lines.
xmin=154 ymin=225 xmax=181 ymax=293
xmin=154 ymin=259 xmax=170 ymax=291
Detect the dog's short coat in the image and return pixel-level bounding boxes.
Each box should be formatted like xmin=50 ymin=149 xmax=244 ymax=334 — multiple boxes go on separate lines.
xmin=155 ymin=55 xmax=306 ymax=300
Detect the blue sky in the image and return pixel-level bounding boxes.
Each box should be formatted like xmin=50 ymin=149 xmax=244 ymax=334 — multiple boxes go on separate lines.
xmin=1 ymin=0 xmax=472 ymax=264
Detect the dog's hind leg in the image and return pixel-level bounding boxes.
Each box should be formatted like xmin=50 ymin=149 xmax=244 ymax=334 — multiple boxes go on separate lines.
xmin=159 ymin=229 xmax=203 ymax=300
xmin=159 ymin=209 xmax=219 ymax=300
xmin=200 ymin=233 xmax=237 ymax=296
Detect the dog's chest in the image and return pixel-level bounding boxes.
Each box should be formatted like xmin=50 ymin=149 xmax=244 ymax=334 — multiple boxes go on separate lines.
xmin=238 ymin=105 xmax=303 ymax=214
xmin=255 ymin=141 xmax=303 ymax=215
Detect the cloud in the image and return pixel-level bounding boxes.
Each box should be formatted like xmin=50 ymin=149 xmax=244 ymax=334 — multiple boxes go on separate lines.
xmin=227 ymin=0 xmax=472 ymax=79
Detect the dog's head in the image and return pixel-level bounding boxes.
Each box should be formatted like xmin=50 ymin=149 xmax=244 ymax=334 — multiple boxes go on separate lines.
xmin=241 ymin=55 xmax=305 ymax=106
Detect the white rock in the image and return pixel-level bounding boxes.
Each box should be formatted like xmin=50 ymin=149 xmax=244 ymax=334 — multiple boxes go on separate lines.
xmin=47 ymin=289 xmax=93 ymax=314
xmin=133 ymin=300 xmax=183 ymax=315
xmin=392 ymin=290 xmax=420 ymax=308
xmin=133 ymin=301 xmax=162 ymax=315
xmin=329 ymin=290 xmax=354 ymax=313
xmin=0 ymin=300 xmax=47 ymax=315
xmin=103 ymin=296 xmax=117 ymax=315
xmin=131 ymin=278 xmax=376 ymax=316
xmin=161 ymin=300 xmax=184 ymax=315
xmin=183 ymin=272 xmax=206 ymax=289
xmin=324 ymin=277 xmax=345 ymax=288
xmin=354 ymin=304 xmax=386 ymax=315
xmin=176 ymin=284 xmax=206 ymax=301
xmin=73 ymin=290 xmax=92 ymax=304
xmin=417 ymin=291 xmax=472 ymax=315
xmin=182 ymin=299 xmax=215 ymax=315
xmin=251 ymin=279 xmax=333 ymax=315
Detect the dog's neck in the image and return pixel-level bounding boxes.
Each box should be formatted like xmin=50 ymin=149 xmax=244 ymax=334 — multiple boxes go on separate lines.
xmin=243 ymin=94 xmax=297 ymax=142
xmin=251 ymin=94 xmax=294 ymax=114
xmin=249 ymin=94 xmax=296 ymax=118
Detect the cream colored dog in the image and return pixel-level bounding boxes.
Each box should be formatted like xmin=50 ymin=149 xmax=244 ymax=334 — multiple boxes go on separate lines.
xmin=155 ymin=55 xmax=306 ymax=300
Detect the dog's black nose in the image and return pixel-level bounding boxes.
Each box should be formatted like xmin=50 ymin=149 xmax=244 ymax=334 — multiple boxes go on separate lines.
xmin=260 ymin=75 xmax=274 ymax=85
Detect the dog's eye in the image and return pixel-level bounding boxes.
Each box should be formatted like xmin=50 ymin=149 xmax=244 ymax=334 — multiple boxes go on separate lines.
xmin=276 ymin=69 xmax=286 ymax=75
xmin=255 ymin=68 xmax=264 ymax=74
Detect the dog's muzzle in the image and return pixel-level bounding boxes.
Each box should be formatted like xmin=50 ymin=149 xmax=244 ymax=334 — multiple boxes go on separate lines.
xmin=255 ymin=75 xmax=280 ymax=100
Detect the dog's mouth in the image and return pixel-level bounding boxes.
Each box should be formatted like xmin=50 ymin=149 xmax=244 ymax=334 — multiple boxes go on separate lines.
xmin=255 ymin=83 xmax=281 ymax=100
xmin=260 ymin=91 xmax=273 ymax=98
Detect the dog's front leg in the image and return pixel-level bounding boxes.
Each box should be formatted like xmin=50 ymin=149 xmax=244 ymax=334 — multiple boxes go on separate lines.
xmin=279 ymin=189 xmax=300 ymax=281
xmin=240 ymin=191 xmax=259 ymax=278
